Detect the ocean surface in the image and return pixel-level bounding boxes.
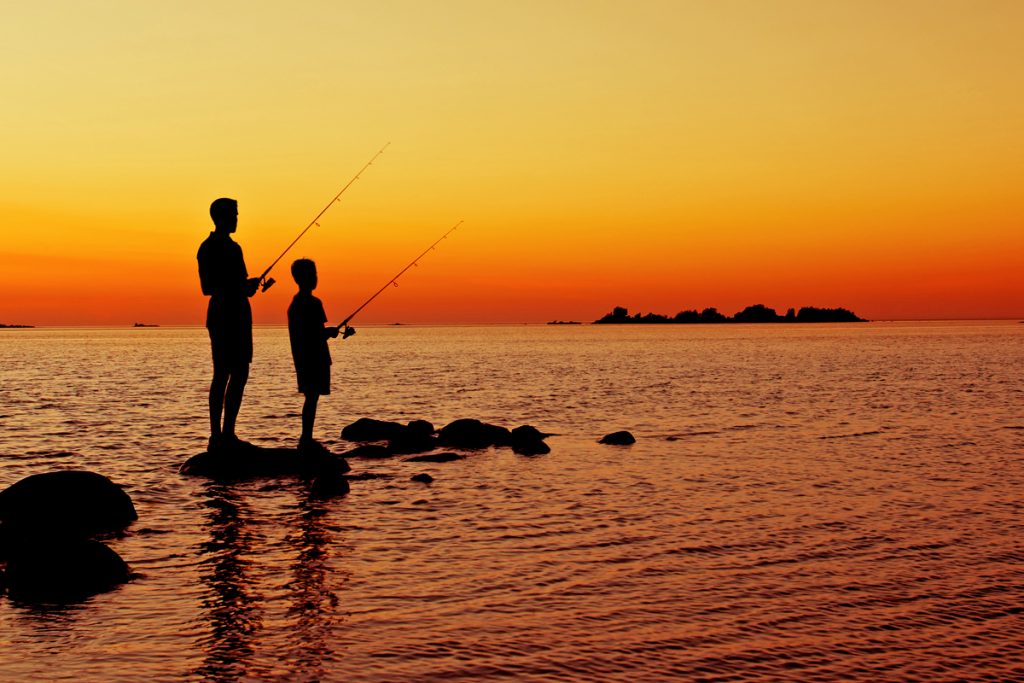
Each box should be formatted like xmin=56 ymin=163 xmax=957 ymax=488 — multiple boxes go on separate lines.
xmin=1 ymin=322 xmax=1022 ymax=682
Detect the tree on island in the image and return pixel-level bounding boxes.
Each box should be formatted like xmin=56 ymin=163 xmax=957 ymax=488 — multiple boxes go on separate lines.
xmin=594 ymin=305 xmax=866 ymax=324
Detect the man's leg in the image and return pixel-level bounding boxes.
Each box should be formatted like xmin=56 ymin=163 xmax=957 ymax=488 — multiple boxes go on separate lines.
xmin=222 ymin=363 xmax=250 ymax=438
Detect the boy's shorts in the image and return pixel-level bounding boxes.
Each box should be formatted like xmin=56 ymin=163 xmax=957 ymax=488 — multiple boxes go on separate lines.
xmin=296 ymin=363 xmax=331 ymax=395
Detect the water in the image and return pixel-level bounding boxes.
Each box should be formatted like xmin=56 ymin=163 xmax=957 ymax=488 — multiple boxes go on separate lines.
xmin=1 ymin=322 xmax=1022 ymax=681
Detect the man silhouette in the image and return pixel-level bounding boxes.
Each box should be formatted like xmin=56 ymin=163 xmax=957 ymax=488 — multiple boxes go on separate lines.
xmin=197 ymin=198 xmax=260 ymax=451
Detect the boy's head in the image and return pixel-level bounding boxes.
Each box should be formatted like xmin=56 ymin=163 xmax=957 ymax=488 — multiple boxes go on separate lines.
xmin=291 ymin=258 xmax=317 ymax=291
xmin=210 ymin=198 xmax=238 ymax=232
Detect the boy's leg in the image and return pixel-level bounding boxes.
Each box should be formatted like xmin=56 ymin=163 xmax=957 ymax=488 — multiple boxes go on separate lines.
xmin=301 ymin=392 xmax=319 ymax=442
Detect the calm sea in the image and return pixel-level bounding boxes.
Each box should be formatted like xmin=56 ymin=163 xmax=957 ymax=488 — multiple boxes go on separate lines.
xmin=1 ymin=322 xmax=1022 ymax=681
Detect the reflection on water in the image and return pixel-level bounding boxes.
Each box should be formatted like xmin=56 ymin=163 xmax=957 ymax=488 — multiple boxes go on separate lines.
xmin=194 ymin=484 xmax=263 ymax=682
xmin=1 ymin=323 xmax=1023 ymax=681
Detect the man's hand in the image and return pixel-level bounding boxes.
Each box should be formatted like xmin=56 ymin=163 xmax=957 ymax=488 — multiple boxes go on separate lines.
xmin=328 ymin=326 xmax=340 ymax=339
xmin=245 ymin=277 xmax=260 ymax=297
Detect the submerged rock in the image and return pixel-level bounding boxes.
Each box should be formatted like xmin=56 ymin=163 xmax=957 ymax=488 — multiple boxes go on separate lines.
xmin=411 ymin=473 xmax=434 ymax=484
xmin=403 ymin=452 xmax=464 ymax=463
xmin=4 ymin=538 xmax=130 ymax=603
xmin=599 ymin=431 xmax=636 ymax=445
xmin=341 ymin=418 xmax=407 ymax=442
xmin=438 ymin=419 xmax=512 ymax=449
xmin=512 ymin=439 xmax=551 ymax=456
xmin=0 ymin=470 xmax=137 ymax=539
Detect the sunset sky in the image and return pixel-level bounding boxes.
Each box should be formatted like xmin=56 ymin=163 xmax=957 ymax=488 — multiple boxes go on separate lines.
xmin=2 ymin=1 xmax=1021 ymax=325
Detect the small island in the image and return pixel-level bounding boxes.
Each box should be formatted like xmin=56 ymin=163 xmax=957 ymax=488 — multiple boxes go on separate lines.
xmin=594 ymin=304 xmax=866 ymax=324
xmin=547 ymin=320 xmax=582 ymax=325
xmin=133 ymin=323 xmax=160 ymax=327
xmin=0 ymin=323 xmax=34 ymax=328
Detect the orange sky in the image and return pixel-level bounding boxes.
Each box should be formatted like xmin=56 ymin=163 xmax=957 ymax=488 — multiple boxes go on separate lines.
xmin=1 ymin=1 xmax=1022 ymax=325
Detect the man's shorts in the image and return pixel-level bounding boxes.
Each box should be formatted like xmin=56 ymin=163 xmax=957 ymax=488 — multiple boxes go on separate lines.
xmin=208 ymin=324 xmax=253 ymax=370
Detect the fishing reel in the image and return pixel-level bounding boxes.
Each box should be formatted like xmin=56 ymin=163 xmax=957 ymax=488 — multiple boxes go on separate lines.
xmin=342 ymin=325 xmax=356 ymax=339
xmin=260 ymin=277 xmax=275 ymax=292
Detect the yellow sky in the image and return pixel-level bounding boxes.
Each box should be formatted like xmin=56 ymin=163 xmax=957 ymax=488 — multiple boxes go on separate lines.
xmin=1 ymin=1 xmax=1022 ymax=324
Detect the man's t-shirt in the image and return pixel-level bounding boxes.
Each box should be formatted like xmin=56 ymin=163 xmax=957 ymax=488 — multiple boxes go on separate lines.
xmin=197 ymin=232 xmax=252 ymax=331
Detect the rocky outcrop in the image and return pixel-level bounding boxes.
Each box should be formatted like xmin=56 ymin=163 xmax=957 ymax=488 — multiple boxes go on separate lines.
xmin=344 ymin=444 xmax=394 ymax=459
xmin=180 ymin=442 xmax=350 ymax=487
xmin=510 ymin=425 xmax=551 ymax=455
xmin=410 ymin=473 xmax=434 ymax=484
xmin=0 ymin=470 xmax=136 ymax=602
xmin=599 ymin=431 xmax=636 ymax=445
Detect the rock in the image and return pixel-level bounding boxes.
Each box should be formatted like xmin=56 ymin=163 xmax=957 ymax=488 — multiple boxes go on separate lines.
xmin=438 ymin=419 xmax=512 ymax=449
xmin=510 ymin=425 xmax=551 ymax=455
xmin=4 ymin=538 xmax=131 ymax=603
xmin=341 ymin=418 xmax=407 ymax=442
xmin=0 ymin=470 xmax=137 ymax=539
xmin=404 ymin=452 xmax=464 ymax=463
xmin=411 ymin=473 xmax=433 ymax=484
xmin=406 ymin=420 xmax=435 ymax=437
xmin=344 ymin=444 xmax=394 ymax=459
xmin=388 ymin=432 xmax=438 ymax=455
xmin=179 ymin=442 xmax=350 ymax=484
xmin=599 ymin=431 xmax=636 ymax=445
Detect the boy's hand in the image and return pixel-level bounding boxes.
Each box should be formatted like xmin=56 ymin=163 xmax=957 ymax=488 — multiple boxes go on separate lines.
xmin=342 ymin=326 xmax=357 ymax=339
xmin=245 ymin=277 xmax=260 ymax=296
xmin=328 ymin=326 xmax=340 ymax=339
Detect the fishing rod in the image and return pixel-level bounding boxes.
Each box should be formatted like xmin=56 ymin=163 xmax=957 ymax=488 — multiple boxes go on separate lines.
xmin=256 ymin=142 xmax=390 ymax=292
xmin=336 ymin=220 xmax=463 ymax=337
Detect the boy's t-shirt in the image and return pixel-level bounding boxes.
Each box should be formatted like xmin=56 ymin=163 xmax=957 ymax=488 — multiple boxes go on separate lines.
xmin=288 ymin=292 xmax=332 ymax=394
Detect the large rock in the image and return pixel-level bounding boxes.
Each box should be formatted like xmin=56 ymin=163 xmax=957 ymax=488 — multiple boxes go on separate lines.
xmin=438 ymin=419 xmax=512 ymax=449
xmin=341 ymin=418 xmax=407 ymax=442
xmin=179 ymin=442 xmax=350 ymax=487
xmin=4 ymin=538 xmax=131 ymax=603
xmin=0 ymin=470 xmax=137 ymax=539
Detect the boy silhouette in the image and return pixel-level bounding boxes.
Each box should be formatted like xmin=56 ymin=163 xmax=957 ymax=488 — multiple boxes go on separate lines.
xmin=288 ymin=258 xmax=352 ymax=450
xmin=197 ymin=198 xmax=260 ymax=451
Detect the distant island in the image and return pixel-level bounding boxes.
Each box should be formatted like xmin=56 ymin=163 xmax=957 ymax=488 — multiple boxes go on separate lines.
xmin=595 ymin=304 xmax=867 ymax=324
xmin=0 ymin=323 xmax=34 ymax=328
xmin=133 ymin=323 xmax=159 ymax=327
xmin=547 ymin=320 xmax=582 ymax=325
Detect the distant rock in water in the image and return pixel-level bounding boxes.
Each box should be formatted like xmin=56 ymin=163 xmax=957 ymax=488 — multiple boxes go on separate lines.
xmin=388 ymin=431 xmax=438 ymax=455
xmin=0 ymin=470 xmax=137 ymax=539
xmin=594 ymin=305 xmax=866 ymax=324
xmin=411 ymin=473 xmax=434 ymax=484
xmin=510 ymin=425 xmax=552 ymax=455
xmin=0 ymin=323 xmax=34 ymax=329
xmin=4 ymin=538 xmax=131 ymax=603
xmin=599 ymin=431 xmax=636 ymax=445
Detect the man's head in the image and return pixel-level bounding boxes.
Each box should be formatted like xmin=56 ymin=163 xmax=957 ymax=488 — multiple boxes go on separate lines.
xmin=291 ymin=258 xmax=317 ymax=291
xmin=210 ymin=198 xmax=238 ymax=232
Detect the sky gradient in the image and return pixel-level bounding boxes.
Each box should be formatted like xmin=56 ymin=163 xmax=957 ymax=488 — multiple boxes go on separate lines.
xmin=2 ymin=1 xmax=1022 ymax=325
